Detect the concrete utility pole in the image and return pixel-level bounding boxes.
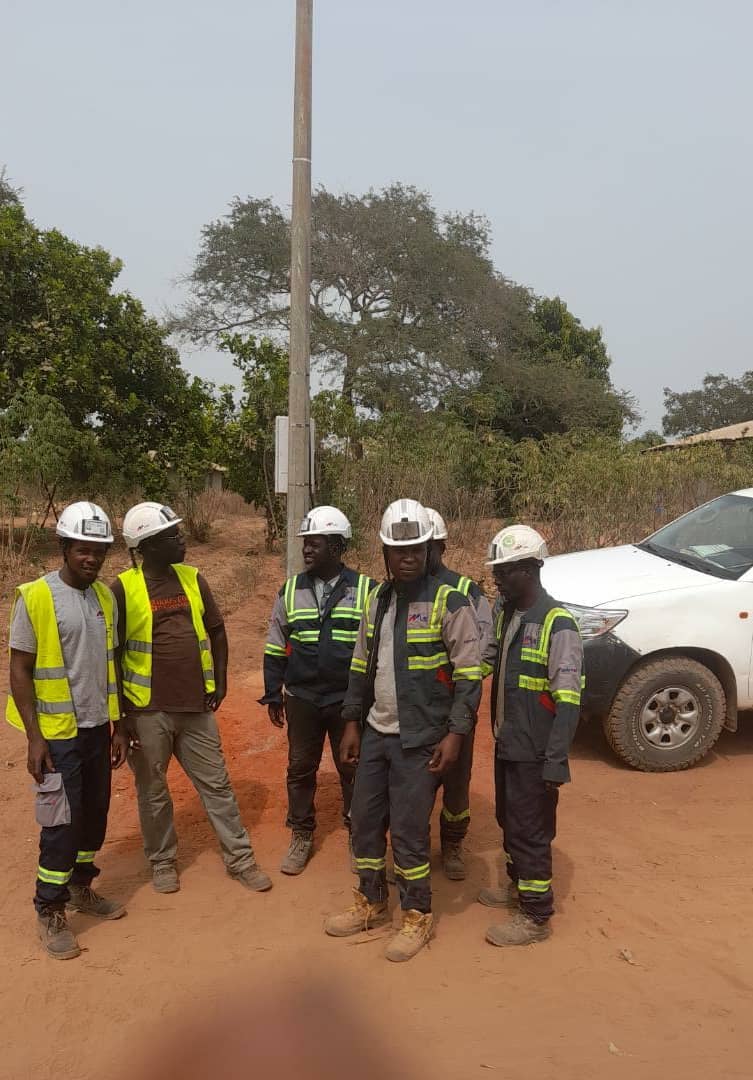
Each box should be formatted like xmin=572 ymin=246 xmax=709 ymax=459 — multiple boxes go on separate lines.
xmin=286 ymin=0 xmax=313 ymax=575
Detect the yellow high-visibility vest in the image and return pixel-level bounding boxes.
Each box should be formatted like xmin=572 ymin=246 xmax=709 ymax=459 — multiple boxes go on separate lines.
xmin=118 ymin=564 xmax=216 ymax=707
xmin=6 ymin=578 xmax=119 ymax=740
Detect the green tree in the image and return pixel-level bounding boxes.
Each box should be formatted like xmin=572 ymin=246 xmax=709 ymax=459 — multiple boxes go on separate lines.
xmin=628 ymin=429 xmax=665 ymax=449
xmin=662 ymin=372 xmax=753 ymax=438
xmin=527 ymin=296 xmax=612 ymax=383
xmin=174 ymin=183 xmax=632 ymax=434
xmin=219 ymin=335 xmax=289 ymax=548
xmin=0 ymin=168 xmax=21 ymax=210
xmin=447 ymin=358 xmax=634 ymax=441
xmin=0 ymin=194 xmax=201 ymax=472
xmin=175 ymin=183 xmax=533 ymax=412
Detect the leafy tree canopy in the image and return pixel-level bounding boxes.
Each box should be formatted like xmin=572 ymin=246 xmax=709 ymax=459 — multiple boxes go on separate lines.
xmin=0 ymin=195 xmax=207 ymax=462
xmin=173 ymin=183 xmax=631 ymax=434
xmin=663 ymin=372 xmax=753 ymax=438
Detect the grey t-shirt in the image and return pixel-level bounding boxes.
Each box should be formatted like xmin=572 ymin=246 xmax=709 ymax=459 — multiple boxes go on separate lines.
xmin=366 ymin=593 xmax=399 ymax=735
xmin=494 ymin=610 xmax=523 ymax=739
xmin=10 ymin=571 xmax=118 ymax=729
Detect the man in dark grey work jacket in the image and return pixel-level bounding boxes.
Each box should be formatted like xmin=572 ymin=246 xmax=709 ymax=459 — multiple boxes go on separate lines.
xmin=324 ymin=499 xmax=482 ymax=963
xmin=479 ymin=524 xmax=584 ymax=947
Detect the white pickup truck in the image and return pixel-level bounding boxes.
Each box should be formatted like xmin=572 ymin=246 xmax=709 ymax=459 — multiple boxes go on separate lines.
xmin=541 ymin=489 xmax=753 ymax=771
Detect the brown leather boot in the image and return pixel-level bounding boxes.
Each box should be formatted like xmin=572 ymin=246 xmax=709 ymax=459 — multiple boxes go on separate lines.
xmin=384 ymin=910 xmax=434 ymax=962
xmin=324 ymin=888 xmax=389 ymax=937
xmin=67 ymin=885 xmax=126 ymax=920
xmin=441 ymin=841 xmax=466 ymax=881
xmin=152 ymin=865 xmax=180 ymax=894
xmin=280 ymin=831 xmax=313 ymax=875
xmin=230 ymin=864 xmax=273 ymax=892
xmin=486 ymin=911 xmax=551 ymax=947
xmin=477 ymin=881 xmax=519 ymax=910
xmin=37 ymin=909 xmax=82 ymax=960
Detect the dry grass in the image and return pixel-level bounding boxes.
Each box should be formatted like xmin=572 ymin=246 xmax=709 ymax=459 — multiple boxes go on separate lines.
xmin=513 ymin=436 xmax=753 ymax=554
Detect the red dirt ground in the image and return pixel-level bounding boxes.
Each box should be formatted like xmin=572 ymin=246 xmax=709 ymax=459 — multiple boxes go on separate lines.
xmin=2 ymin=514 xmax=753 ymax=1079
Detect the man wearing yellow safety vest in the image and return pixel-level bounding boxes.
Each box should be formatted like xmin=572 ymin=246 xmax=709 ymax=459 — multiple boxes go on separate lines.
xmin=478 ymin=525 xmax=583 ymax=946
xmin=112 ymin=502 xmax=271 ymax=895
xmin=324 ymin=500 xmax=482 ymax=962
xmin=261 ymin=506 xmax=376 ymax=875
xmin=8 ymin=502 xmax=129 ymax=960
xmin=425 ymin=508 xmax=494 ymax=881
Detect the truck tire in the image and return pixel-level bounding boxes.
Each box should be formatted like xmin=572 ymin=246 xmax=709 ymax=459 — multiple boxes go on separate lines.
xmin=603 ymin=657 xmax=725 ymax=772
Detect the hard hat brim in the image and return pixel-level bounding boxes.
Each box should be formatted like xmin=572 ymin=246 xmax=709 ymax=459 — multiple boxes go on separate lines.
xmin=296 ymin=527 xmax=351 ymax=538
xmin=380 ymin=531 xmax=434 ymax=547
xmin=486 ymin=550 xmax=547 ymax=567
xmin=125 ymin=517 xmax=184 ymax=549
xmin=55 ymin=528 xmax=113 ymax=545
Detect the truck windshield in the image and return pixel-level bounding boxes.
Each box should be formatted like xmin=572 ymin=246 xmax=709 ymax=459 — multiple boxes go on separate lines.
xmin=639 ymin=494 xmax=753 ymax=580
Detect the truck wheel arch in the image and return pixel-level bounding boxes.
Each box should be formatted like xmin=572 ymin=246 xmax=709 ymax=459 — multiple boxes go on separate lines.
xmin=613 ymin=647 xmax=737 ymax=733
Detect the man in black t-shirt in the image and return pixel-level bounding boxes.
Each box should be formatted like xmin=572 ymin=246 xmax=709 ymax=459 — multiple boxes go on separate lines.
xmin=113 ymin=501 xmax=272 ymax=896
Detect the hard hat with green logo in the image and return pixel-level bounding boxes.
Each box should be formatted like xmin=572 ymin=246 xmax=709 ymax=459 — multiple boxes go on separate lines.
xmin=486 ymin=524 xmax=548 ymax=566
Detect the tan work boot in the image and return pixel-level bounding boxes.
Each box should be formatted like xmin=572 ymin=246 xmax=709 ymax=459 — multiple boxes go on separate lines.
xmin=385 ymin=909 xmax=434 ymax=962
xmin=152 ymin=865 xmax=180 ymax=894
xmin=486 ymin=911 xmax=551 ymax=947
xmin=477 ymin=881 xmax=519 ymax=910
xmin=441 ymin=840 xmax=466 ymax=881
xmin=324 ymin=887 xmax=389 ymax=937
xmin=231 ymin=864 xmax=273 ymax=892
xmin=280 ymin=831 xmax=313 ymax=875
xmin=37 ymin=909 xmax=82 ymax=960
xmin=67 ymin=884 xmax=126 ymax=920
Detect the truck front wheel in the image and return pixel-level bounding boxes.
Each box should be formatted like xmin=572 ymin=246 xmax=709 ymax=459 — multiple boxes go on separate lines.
xmin=603 ymin=657 xmax=725 ymax=772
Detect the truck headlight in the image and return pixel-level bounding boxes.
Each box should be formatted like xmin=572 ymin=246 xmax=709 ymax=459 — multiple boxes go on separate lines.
xmin=563 ymin=603 xmax=628 ymax=640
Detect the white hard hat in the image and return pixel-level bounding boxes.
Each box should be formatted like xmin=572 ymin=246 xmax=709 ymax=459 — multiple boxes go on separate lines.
xmin=56 ymin=501 xmax=113 ymax=544
xmin=379 ymin=499 xmax=434 ymax=547
xmin=486 ymin=524 xmax=548 ymax=566
xmin=425 ymin=508 xmax=448 ymax=541
xmin=297 ymin=505 xmax=352 ymax=540
xmin=122 ymin=502 xmax=182 ymax=550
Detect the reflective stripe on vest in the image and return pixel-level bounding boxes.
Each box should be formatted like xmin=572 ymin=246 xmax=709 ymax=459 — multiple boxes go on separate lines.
xmin=6 ymin=578 xmax=119 ymax=740
xmin=118 ymin=564 xmax=215 ymax=707
xmin=283 ymin=572 xmax=369 ymax=633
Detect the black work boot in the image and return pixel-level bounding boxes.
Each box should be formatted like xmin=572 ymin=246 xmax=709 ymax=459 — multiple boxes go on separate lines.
xmin=37 ymin=908 xmax=82 ymax=960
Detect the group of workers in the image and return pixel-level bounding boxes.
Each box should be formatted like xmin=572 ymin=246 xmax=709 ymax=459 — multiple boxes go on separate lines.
xmin=8 ymin=495 xmax=584 ymax=965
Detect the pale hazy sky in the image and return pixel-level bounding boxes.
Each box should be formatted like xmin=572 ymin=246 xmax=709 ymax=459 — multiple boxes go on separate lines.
xmin=4 ymin=0 xmax=752 ymax=430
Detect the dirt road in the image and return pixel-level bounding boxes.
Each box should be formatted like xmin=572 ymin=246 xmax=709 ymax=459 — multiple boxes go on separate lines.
xmin=2 ymin=516 xmax=753 ymax=1078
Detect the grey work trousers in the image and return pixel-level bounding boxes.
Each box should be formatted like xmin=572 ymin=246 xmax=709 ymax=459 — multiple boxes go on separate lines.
xmin=128 ymin=711 xmax=255 ymax=875
xmin=440 ymin=728 xmax=475 ymax=843
xmin=351 ymin=725 xmax=440 ymax=913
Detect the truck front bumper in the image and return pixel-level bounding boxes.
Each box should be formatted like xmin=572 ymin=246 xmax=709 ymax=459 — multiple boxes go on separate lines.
xmin=582 ymin=634 xmax=641 ymax=718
